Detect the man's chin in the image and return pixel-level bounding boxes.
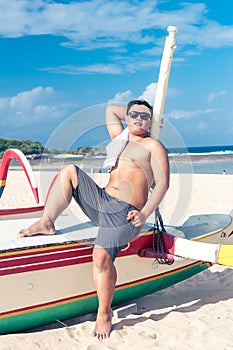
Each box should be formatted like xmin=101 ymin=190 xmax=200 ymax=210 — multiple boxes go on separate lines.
xmin=130 ymin=125 xmax=148 ymax=134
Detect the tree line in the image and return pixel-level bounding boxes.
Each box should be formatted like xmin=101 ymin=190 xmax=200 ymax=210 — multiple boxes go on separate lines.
xmin=0 ymin=138 xmax=104 ymax=157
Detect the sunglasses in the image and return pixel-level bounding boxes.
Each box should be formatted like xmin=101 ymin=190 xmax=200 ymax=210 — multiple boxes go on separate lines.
xmin=128 ymin=110 xmax=151 ymax=121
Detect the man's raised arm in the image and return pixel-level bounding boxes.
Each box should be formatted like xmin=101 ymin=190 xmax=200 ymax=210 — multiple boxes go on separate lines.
xmin=105 ymin=104 xmax=126 ymax=139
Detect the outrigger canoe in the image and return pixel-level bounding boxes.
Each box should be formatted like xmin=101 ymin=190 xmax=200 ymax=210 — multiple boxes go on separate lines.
xmin=1 ymin=149 xmax=233 ymax=335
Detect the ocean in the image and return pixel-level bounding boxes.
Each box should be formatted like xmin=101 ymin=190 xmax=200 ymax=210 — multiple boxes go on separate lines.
xmin=168 ymin=144 xmax=233 ymax=174
xmin=167 ymin=144 xmax=233 ymax=156
xmin=4 ymin=145 xmax=233 ymax=175
xmin=52 ymin=145 xmax=233 ymax=175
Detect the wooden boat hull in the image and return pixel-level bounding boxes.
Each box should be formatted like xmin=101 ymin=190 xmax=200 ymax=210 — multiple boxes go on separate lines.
xmin=0 ymin=238 xmax=210 ymax=334
xmin=2 ymin=209 xmax=233 ymax=334
xmin=1 ymin=148 xmax=232 ymax=334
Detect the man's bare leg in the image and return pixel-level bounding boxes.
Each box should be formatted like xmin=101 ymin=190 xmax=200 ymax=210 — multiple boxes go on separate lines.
xmin=18 ymin=165 xmax=78 ymax=237
xmin=92 ymin=246 xmax=117 ymax=339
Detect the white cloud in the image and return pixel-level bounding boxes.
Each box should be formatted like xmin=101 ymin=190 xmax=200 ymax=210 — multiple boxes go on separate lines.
xmin=9 ymin=86 xmax=53 ymax=111
xmin=109 ymin=82 xmax=182 ymax=106
xmin=1 ymin=0 xmax=233 ymax=51
xmin=138 ymin=82 xmax=157 ymax=105
xmin=191 ymin=22 xmax=233 ymax=49
xmin=1 ymin=1 xmax=232 ymax=80
xmin=108 ymin=90 xmax=134 ymax=104
xmin=166 ymin=108 xmax=219 ymax=120
xmin=108 ymin=83 xmax=158 ymax=105
xmin=0 ymin=86 xmax=71 ymax=128
xmin=41 ymin=64 xmax=123 ymax=75
xmin=207 ymin=90 xmax=226 ymax=103
xmin=0 ymin=0 xmax=163 ymax=44
xmin=41 ymin=56 xmax=163 ymax=76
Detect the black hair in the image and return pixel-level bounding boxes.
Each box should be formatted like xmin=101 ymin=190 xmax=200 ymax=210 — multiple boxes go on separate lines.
xmin=126 ymin=99 xmax=153 ymax=116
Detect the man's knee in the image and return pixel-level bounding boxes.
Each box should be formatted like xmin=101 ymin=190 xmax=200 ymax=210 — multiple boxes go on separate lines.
xmin=93 ymin=246 xmax=113 ymax=271
xmin=62 ymin=164 xmax=77 ymax=176
xmin=61 ymin=164 xmax=78 ymax=189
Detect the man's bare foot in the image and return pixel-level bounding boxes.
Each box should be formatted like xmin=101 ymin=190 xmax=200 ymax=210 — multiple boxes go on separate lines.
xmin=18 ymin=217 xmax=55 ymax=238
xmin=92 ymin=308 xmax=113 ymax=340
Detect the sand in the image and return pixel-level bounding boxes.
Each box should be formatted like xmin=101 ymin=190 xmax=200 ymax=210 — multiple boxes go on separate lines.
xmin=1 ymin=170 xmax=233 ymax=349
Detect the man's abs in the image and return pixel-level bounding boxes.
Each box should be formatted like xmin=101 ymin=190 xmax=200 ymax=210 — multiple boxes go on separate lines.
xmin=105 ymin=166 xmax=151 ymax=210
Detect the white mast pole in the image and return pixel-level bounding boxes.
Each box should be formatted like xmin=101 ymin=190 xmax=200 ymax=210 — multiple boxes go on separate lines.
xmin=150 ymin=26 xmax=178 ymax=139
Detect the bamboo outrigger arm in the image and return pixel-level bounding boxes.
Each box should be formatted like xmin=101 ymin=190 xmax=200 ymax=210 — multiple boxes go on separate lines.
xmin=151 ymin=25 xmax=178 ymax=139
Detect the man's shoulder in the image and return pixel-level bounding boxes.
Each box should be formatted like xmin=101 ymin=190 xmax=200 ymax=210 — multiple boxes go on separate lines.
xmin=143 ymin=136 xmax=165 ymax=147
xmin=143 ymin=137 xmax=167 ymax=156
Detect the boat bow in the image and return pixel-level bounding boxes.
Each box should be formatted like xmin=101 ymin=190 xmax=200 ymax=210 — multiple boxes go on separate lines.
xmin=0 ymin=148 xmax=39 ymax=203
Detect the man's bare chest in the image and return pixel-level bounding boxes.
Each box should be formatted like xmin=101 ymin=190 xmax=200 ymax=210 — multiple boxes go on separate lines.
xmin=119 ymin=142 xmax=150 ymax=165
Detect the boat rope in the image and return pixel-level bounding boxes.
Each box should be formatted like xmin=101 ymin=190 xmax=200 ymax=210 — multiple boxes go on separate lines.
xmin=152 ymin=208 xmax=174 ymax=265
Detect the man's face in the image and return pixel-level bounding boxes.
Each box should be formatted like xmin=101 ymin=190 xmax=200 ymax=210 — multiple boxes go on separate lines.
xmin=126 ymin=104 xmax=152 ymax=133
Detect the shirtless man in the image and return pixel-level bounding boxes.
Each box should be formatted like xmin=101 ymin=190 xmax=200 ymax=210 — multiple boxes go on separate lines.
xmin=18 ymin=99 xmax=169 ymax=339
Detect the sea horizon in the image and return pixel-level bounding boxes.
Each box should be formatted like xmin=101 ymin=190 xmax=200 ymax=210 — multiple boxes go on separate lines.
xmin=167 ymin=144 xmax=233 ymax=157
xmin=4 ymin=144 xmax=233 ymax=175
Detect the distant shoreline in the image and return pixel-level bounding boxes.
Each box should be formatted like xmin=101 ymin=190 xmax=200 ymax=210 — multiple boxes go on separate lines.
xmin=169 ymin=153 xmax=233 ymax=162
xmin=6 ymin=152 xmax=233 ymax=174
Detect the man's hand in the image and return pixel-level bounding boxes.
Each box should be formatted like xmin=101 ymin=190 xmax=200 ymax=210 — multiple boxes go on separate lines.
xmin=127 ymin=210 xmax=146 ymax=227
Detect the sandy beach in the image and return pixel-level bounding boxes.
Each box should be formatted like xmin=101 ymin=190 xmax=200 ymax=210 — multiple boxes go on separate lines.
xmin=1 ymin=170 xmax=233 ymax=349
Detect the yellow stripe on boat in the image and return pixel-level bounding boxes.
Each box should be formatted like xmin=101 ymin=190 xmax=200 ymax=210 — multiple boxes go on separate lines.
xmin=0 ymin=180 xmax=6 ymax=186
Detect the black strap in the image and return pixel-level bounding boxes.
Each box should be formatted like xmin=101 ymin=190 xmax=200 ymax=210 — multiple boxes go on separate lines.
xmin=153 ymin=208 xmax=174 ymax=265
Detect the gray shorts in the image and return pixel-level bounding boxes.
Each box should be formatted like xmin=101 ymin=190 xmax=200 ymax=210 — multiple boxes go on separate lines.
xmin=72 ymin=167 xmax=141 ymax=261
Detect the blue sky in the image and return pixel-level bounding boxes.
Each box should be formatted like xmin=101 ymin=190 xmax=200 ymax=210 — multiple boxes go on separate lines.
xmin=0 ymin=0 xmax=233 ymax=149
